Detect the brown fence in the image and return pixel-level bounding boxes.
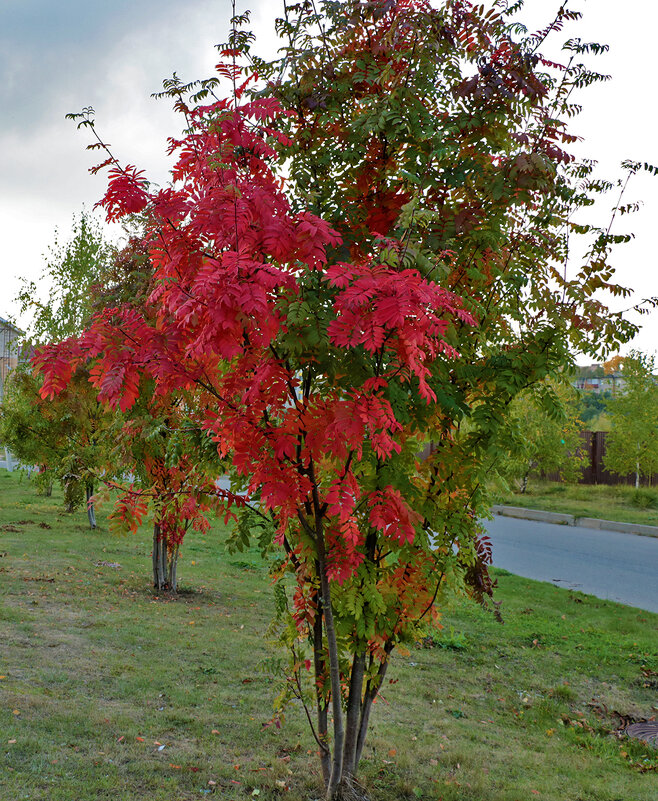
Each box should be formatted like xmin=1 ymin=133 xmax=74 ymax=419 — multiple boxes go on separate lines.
xmin=548 ymin=431 xmax=656 ymax=486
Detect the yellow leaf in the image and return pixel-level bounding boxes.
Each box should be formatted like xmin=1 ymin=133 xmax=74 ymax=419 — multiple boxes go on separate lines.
xmin=12 ymin=709 xmax=20 ymax=716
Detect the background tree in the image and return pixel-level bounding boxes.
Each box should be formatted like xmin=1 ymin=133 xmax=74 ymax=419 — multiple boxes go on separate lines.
xmin=495 ymin=378 xmax=585 ymax=493
xmin=604 ymin=351 xmax=658 ymax=487
xmin=36 ymin=2 xmax=653 ymax=798
xmin=0 ymin=363 xmax=109 ymax=526
xmin=16 ymin=210 xmax=112 ymax=343
xmin=578 ymin=389 xmax=612 ymax=430
xmin=3 ymin=211 xmax=115 ymax=521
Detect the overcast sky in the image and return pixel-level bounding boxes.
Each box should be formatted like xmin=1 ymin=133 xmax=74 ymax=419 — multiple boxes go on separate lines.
xmin=1 ymin=0 xmax=656 ymax=361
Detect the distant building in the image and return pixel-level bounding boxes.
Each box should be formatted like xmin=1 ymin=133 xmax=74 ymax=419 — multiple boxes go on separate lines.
xmin=574 ymin=363 xmax=626 ymax=395
xmin=0 ymin=316 xmax=22 ymax=402
xmin=0 ymin=317 xmax=23 ymax=471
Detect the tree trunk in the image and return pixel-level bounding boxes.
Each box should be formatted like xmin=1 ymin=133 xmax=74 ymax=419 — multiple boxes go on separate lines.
xmin=86 ymin=482 xmax=96 ymax=530
xmin=635 ymin=458 xmax=640 ymax=489
xmin=168 ymin=542 xmax=179 ymax=594
xmin=152 ymin=523 xmax=168 ymax=591
xmin=341 ymin=652 xmax=366 ymax=780
xmin=315 ymin=525 xmax=345 ymax=800
xmin=520 ymin=470 xmax=529 ymax=494
xmin=354 ymin=649 xmax=391 ymax=772
xmin=313 ymin=589 xmax=331 ymax=786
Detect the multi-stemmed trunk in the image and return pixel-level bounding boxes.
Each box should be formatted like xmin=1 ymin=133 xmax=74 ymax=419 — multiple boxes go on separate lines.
xmin=310 ymin=511 xmax=391 ymax=801
xmin=152 ymin=522 xmax=180 ymax=593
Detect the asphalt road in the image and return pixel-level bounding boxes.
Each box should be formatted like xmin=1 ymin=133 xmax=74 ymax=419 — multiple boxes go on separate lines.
xmin=483 ymin=515 xmax=658 ymax=614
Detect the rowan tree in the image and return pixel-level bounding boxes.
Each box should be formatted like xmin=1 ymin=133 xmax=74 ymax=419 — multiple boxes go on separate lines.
xmin=34 ymin=1 xmax=653 ymax=797
xmin=80 ymin=234 xmax=232 ymax=592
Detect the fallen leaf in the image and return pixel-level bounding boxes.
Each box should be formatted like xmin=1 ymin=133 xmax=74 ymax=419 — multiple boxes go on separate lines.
xmin=211 ymin=729 xmax=220 ymax=735
xmin=12 ymin=709 xmax=20 ymax=716
xmin=169 ymin=764 xmax=182 ymax=770
xmin=388 ymin=749 xmax=397 ymax=757
xmin=117 ymin=736 xmax=124 ymax=743
xmin=136 ymin=736 xmax=145 ymax=742
xmin=531 ymin=792 xmax=540 ymax=796
xmin=8 ymin=739 xmax=16 ymax=744
xmin=0 ymin=676 xmax=6 ymax=680
xmin=208 ymin=780 xmax=217 ymax=786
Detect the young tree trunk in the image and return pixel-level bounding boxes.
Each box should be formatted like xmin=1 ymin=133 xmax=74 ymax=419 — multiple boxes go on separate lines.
xmin=635 ymin=458 xmax=640 ymax=489
xmin=341 ymin=652 xmax=366 ymax=780
xmin=152 ymin=523 xmax=168 ymax=591
xmin=520 ymin=470 xmax=529 ymax=494
xmin=315 ymin=521 xmax=345 ymax=800
xmin=86 ymin=481 xmax=97 ymax=530
xmin=313 ymin=588 xmax=331 ymax=787
xmin=168 ymin=542 xmax=180 ymax=594
xmin=354 ymin=647 xmax=392 ymax=772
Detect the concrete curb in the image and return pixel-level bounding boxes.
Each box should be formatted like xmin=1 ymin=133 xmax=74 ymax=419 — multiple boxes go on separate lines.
xmin=491 ymin=505 xmax=658 ymax=539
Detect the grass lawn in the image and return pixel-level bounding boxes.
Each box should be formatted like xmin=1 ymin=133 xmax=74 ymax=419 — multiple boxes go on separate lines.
xmin=1 ymin=469 xmax=656 ymax=800
xmin=495 ymin=480 xmax=658 ymax=528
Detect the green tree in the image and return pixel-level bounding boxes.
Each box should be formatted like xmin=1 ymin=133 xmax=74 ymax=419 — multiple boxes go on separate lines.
xmin=0 ymin=363 xmax=110 ymax=524
xmin=604 ymin=352 xmax=658 ymax=487
xmin=4 ymin=211 xmax=114 ymax=522
xmin=16 ymin=211 xmax=113 ymax=343
xmin=496 ymin=378 xmax=585 ymax=492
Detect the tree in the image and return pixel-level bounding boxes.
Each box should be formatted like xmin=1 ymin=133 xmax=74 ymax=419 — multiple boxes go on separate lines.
xmin=0 ymin=362 xmax=110 ymax=525
xmin=495 ymin=378 xmax=584 ymax=492
xmin=16 ymin=210 xmax=112 ymax=343
xmin=604 ymin=351 xmax=658 ymax=487
xmin=35 ymin=2 xmax=650 ymax=797
xmin=5 ymin=211 xmax=115 ymax=523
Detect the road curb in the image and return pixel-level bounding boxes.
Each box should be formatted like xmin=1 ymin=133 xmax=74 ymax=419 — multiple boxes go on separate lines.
xmin=491 ymin=505 xmax=658 ymax=539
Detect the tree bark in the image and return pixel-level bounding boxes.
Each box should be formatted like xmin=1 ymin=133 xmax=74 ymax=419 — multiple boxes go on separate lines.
xmin=316 ymin=524 xmax=344 ymax=800
xmin=313 ymin=589 xmax=331 ymax=787
xmin=152 ymin=523 xmax=167 ymax=591
xmin=86 ymin=481 xmax=96 ymax=530
xmin=168 ymin=542 xmax=179 ymax=594
xmin=341 ymin=651 xmax=366 ymax=780
xmin=354 ymin=648 xmax=392 ymax=772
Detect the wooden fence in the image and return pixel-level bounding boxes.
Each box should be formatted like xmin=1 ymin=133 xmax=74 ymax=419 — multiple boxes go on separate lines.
xmin=549 ymin=431 xmax=656 ymax=486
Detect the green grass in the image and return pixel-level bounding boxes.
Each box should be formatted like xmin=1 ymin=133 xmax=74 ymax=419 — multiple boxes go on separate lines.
xmin=495 ymin=479 xmax=658 ymax=527
xmin=1 ymin=469 xmax=657 ymax=800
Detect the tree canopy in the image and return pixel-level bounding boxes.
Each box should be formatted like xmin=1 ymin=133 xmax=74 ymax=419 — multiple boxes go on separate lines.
xmin=33 ymin=2 xmax=652 ymax=797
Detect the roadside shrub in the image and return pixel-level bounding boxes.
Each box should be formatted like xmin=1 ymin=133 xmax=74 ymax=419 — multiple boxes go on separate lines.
xmin=631 ymin=488 xmax=658 ymax=509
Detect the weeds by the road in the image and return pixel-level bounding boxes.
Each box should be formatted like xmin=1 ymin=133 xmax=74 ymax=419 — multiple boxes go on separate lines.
xmin=1 ymin=470 xmax=656 ymax=800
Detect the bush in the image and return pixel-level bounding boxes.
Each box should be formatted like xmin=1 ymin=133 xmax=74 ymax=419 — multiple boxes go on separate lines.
xmin=630 ymin=488 xmax=658 ymax=509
